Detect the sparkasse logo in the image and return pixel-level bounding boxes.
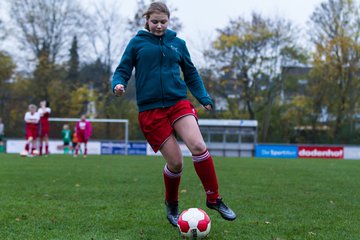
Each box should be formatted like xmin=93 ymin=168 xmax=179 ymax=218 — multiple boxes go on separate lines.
xmin=298 ymin=146 xmax=344 ymax=159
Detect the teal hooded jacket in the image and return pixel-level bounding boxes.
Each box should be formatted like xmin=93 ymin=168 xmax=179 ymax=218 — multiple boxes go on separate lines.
xmin=112 ymin=29 xmax=213 ymax=112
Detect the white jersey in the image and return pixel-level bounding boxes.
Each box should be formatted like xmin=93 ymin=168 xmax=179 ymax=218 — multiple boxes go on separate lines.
xmin=79 ymin=121 xmax=86 ymax=130
xmin=24 ymin=112 xmax=40 ymax=124
xmin=38 ymin=107 xmax=51 ymax=116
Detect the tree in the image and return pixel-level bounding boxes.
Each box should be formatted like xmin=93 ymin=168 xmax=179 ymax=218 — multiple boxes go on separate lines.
xmin=85 ymin=0 xmax=124 ymax=69
xmin=206 ymin=13 xmax=307 ymax=141
xmin=0 ymin=52 xmax=15 ymax=85
xmin=8 ymin=0 xmax=88 ymax=104
xmin=67 ymin=36 xmax=80 ymax=89
xmin=0 ymin=19 xmax=6 ymax=41
xmin=0 ymin=52 xmax=16 ymax=123
xmin=83 ymin=1 xmax=125 ymax=121
xmin=0 ymin=1 xmax=9 ymax=41
xmin=9 ymin=0 xmax=86 ymax=64
xmin=308 ymin=0 xmax=360 ymax=141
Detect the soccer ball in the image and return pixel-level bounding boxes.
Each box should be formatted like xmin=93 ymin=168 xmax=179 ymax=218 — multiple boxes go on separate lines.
xmin=32 ymin=150 xmax=39 ymax=156
xmin=177 ymin=208 xmax=211 ymax=239
xmin=19 ymin=150 xmax=28 ymax=157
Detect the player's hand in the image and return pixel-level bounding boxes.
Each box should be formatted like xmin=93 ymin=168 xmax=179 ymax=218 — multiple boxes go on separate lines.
xmin=203 ymin=104 xmax=212 ymax=111
xmin=114 ymin=84 xmax=125 ymax=96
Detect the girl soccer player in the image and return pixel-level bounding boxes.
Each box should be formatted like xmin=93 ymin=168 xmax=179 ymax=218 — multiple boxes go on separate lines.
xmin=24 ymin=104 xmax=40 ymax=156
xmin=74 ymin=114 xmax=92 ymax=158
xmin=38 ymin=100 xmax=51 ymax=156
xmin=112 ymin=1 xmax=236 ymax=226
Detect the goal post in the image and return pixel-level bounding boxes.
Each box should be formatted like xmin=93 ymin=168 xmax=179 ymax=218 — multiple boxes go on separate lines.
xmin=49 ymin=117 xmax=129 ymax=155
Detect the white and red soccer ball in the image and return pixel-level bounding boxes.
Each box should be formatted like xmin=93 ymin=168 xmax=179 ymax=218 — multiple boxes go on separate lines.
xmin=19 ymin=150 xmax=28 ymax=157
xmin=19 ymin=150 xmax=39 ymax=157
xmin=177 ymin=208 xmax=211 ymax=239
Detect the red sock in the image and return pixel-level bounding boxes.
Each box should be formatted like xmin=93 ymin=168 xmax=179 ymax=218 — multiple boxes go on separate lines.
xmin=25 ymin=144 xmax=29 ymax=151
xmin=39 ymin=145 xmax=43 ymax=155
xmin=84 ymin=147 xmax=87 ymax=156
xmin=192 ymin=150 xmax=219 ymax=203
xmin=75 ymin=147 xmax=79 ymax=155
xmin=45 ymin=145 xmax=49 ymax=154
xmin=163 ymin=164 xmax=182 ymax=204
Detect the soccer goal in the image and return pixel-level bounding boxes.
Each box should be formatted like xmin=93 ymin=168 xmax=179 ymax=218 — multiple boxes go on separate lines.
xmin=49 ymin=117 xmax=129 ymax=155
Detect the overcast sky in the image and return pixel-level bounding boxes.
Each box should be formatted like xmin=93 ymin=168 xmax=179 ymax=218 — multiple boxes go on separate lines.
xmin=88 ymin=0 xmax=324 ymax=64
xmin=1 ymin=0 xmax=325 ymax=68
xmin=155 ymin=0 xmax=323 ymax=38
xmin=99 ymin=0 xmax=324 ymax=34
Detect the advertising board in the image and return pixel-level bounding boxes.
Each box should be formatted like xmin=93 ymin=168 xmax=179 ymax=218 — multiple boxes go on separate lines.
xmin=298 ymin=146 xmax=344 ymax=159
xmin=255 ymin=145 xmax=298 ymax=158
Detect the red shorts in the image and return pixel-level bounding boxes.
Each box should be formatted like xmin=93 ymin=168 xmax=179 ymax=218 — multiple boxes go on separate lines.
xmin=138 ymin=100 xmax=198 ymax=152
xmin=40 ymin=125 xmax=49 ymax=137
xmin=26 ymin=124 xmax=38 ymax=139
xmin=77 ymin=131 xmax=88 ymax=143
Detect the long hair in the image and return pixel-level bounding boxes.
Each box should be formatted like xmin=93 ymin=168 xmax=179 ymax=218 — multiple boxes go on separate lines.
xmin=143 ymin=2 xmax=170 ymax=31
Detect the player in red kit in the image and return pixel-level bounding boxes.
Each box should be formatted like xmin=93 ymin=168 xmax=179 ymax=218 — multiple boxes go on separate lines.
xmin=74 ymin=114 xmax=92 ymax=158
xmin=24 ymin=104 xmax=40 ymax=156
xmin=112 ymin=2 xmax=236 ymax=226
xmin=38 ymin=100 xmax=51 ymax=156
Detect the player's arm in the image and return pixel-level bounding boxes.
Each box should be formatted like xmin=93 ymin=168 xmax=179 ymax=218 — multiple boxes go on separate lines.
xmin=179 ymin=41 xmax=214 ymax=110
xmin=24 ymin=113 xmax=36 ymax=123
xmin=112 ymin=39 xmax=136 ymax=96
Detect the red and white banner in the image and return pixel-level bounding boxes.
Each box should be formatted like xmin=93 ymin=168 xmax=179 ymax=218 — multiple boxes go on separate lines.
xmin=298 ymin=146 xmax=344 ymax=159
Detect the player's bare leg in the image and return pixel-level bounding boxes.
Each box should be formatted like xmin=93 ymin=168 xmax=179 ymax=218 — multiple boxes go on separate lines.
xmin=30 ymin=138 xmax=37 ymax=156
xmin=74 ymin=142 xmax=80 ymax=157
xmin=24 ymin=136 xmax=35 ymax=157
xmin=25 ymin=136 xmax=32 ymax=153
xmin=44 ymin=135 xmax=49 ymax=156
xmin=39 ymin=137 xmax=43 ymax=156
xmin=174 ymin=115 xmax=236 ymax=221
xmin=160 ymin=135 xmax=183 ymax=172
xmin=84 ymin=142 xmax=87 ymax=158
xmin=160 ymin=134 xmax=183 ymax=227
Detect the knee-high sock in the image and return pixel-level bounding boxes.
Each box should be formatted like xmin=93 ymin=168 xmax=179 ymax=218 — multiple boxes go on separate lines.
xmin=31 ymin=141 xmax=37 ymax=154
xmin=39 ymin=144 xmax=43 ymax=155
xmin=75 ymin=145 xmax=79 ymax=155
xmin=192 ymin=150 xmax=219 ymax=203
xmin=163 ymin=164 xmax=182 ymax=204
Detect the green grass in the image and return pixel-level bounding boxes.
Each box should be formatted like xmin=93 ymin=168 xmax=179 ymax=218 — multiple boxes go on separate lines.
xmin=0 ymin=154 xmax=359 ymax=240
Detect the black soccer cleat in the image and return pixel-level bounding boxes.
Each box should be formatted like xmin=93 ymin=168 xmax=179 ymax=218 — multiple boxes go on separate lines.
xmin=165 ymin=201 xmax=179 ymax=227
xmin=206 ymin=198 xmax=236 ymax=221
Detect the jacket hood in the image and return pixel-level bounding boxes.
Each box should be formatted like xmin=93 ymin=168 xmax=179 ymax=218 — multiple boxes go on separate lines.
xmin=136 ymin=29 xmax=177 ymax=43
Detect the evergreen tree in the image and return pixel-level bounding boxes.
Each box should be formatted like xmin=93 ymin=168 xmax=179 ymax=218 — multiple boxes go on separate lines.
xmin=68 ymin=35 xmax=79 ymax=89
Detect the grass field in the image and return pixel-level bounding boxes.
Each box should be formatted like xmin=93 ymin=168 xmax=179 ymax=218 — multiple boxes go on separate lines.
xmin=0 ymin=154 xmax=359 ymax=240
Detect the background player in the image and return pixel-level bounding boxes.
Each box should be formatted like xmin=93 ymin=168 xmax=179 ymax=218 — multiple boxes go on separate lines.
xmin=0 ymin=117 xmax=4 ymax=153
xmin=61 ymin=124 xmax=72 ymax=154
xmin=74 ymin=114 xmax=92 ymax=158
xmin=38 ymin=100 xmax=51 ymax=156
xmin=24 ymin=104 xmax=40 ymax=156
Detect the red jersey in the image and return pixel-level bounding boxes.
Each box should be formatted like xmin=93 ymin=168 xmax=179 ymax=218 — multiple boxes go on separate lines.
xmin=38 ymin=107 xmax=51 ymax=136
